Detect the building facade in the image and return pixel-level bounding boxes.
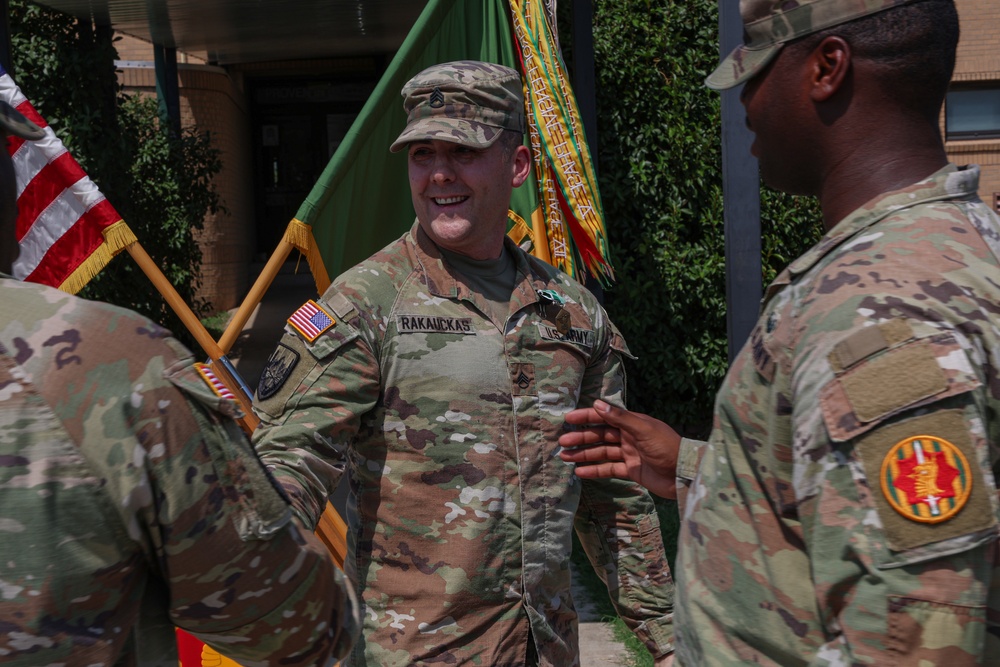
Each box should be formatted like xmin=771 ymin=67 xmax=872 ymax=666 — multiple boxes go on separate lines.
xmin=947 ymin=0 xmax=1000 ymax=211
xmin=116 ymin=35 xmax=381 ymax=310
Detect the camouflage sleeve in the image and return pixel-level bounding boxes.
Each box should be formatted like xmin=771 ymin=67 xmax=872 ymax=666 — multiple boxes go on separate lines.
xmin=0 ymin=285 xmax=358 ymax=665
xmin=158 ymin=355 xmax=360 ymax=664
xmin=675 ymin=437 xmax=707 ymax=517
xmin=792 ymin=314 xmax=998 ymax=663
xmin=252 ymin=297 xmax=381 ymax=529
xmin=573 ymin=317 xmax=676 ymax=657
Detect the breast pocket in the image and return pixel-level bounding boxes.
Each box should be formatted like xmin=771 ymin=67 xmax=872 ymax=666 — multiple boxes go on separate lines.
xmin=526 ymin=322 xmax=594 ymax=410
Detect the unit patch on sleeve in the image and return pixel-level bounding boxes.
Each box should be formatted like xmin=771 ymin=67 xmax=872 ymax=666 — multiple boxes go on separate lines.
xmin=880 ymin=434 xmax=972 ymax=524
xmin=856 ymin=410 xmax=996 ymax=553
xmin=257 ymin=343 xmax=301 ymax=400
xmin=288 ymin=300 xmax=336 ymax=342
xmin=396 ymin=315 xmax=476 ymax=334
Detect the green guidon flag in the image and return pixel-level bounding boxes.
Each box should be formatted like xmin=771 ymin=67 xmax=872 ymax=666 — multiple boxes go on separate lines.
xmin=285 ymin=0 xmax=609 ymax=291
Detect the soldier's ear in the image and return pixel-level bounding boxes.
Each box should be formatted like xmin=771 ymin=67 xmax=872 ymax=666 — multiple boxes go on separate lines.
xmin=809 ymin=35 xmax=851 ymax=103
xmin=511 ymin=144 xmax=531 ymax=188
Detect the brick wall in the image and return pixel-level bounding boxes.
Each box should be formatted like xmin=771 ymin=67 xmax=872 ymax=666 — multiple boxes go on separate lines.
xmin=948 ymin=0 xmax=1000 ymax=212
xmin=115 ymin=34 xmax=208 ymax=65
xmin=118 ymin=59 xmax=254 ymax=311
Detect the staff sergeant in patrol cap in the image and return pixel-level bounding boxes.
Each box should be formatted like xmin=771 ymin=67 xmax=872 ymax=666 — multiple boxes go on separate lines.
xmin=0 ymin=100 xmax=360 ymax=665
xmin=252 ymin=60 xmax=676 ymax=666
xmin=559 ymin=0 xmax=1000 ymax=663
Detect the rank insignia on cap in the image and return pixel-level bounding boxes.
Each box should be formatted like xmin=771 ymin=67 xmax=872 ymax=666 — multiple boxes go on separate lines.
xmin=880 ymin=435 xmax=972 ymax=524
xmin=429 ymin=86 xmax=445 ymax=108
xmin=288 ymin=300 xmax=336 ymax=342
xmin=194 ymin=362 xmax=237 ymax=401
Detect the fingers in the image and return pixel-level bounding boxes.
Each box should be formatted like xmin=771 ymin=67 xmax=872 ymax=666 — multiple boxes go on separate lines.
xmin=590 ymin=399 xmax=646 ymax=433
xmin=558 ymin=444 xmax=625 ymax=464
xmin=563 ymin=407 xmax=606 ymax=426
xmin=562 ymin=401 xmax=630 ymax=427
xmin=558 ymin=426 xmax=622 ymax=449
xmin=565 ymin=460 xmax=629 ymax=481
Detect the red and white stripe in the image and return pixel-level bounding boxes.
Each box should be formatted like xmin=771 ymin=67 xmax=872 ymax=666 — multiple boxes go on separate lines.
xmin=288 ymin=300 xmax=334 ymax=341
xmin=1 ymin=66 xmax=122 ymax=288
xmin=194 ymin=363 xmax=237 ymax=402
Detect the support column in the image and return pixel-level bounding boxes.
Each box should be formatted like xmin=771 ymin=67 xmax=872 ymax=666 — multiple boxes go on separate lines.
xmin=719 ymin=2 xmax=762 ymax=362
xmin=153 ymin=43 xmax=181 ymax=137
xmin=571 ymin=0 xmax=598 ymax=159
xmin=0 ymin=0 xmax=12 ymax=77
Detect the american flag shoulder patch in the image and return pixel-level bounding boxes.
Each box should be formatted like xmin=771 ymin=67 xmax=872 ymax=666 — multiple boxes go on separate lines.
xmin=193 ymin=362 xmax=237 ymax=401
xmin=288 ymin=299 xmax=336 ymax=342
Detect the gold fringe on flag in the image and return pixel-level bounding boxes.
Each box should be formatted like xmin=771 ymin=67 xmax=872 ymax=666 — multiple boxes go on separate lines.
xmin=509 ymin=0 xmax=614 ymax=284
xmin=506 ymin=209 xmax=534 ymax=251
xmin=57 ymin=219 xmax=138 ymax=294
xmin=285 ymin=218 xmax=332 ymax=294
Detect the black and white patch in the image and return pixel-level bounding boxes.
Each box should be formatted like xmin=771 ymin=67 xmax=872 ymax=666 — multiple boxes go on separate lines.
xmin=257 ymin=343 xmax=301 ymax=400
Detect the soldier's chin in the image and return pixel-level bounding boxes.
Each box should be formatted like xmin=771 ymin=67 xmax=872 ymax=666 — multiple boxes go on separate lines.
xmin=429 ymin=217 xmax=473 ymax=237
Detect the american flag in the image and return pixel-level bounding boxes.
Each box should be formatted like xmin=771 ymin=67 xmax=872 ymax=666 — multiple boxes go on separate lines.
xmin=1 ymin=64 xmax=133 ymax=292
xmin=288 ymin=300 xmax=335 ymax=341
xmin=194 ymin=362 xmax=238 ymax=402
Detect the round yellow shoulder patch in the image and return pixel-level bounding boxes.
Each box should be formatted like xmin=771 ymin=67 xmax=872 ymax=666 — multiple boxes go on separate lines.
xmin=880 ymin=435 xmax=972 ymax=524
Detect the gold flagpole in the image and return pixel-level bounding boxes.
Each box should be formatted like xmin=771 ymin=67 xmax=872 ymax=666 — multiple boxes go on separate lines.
xmin=123 ymin=239 xmax=349 ymax=566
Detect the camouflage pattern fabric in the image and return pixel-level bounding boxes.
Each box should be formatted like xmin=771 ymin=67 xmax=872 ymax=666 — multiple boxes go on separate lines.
xmin=674 ymin=165 xmax=1000 ymax=664
xmin=390 ymin=60 xmax=527 ymax=152
xmin=706 ymin=0 xmax=921 ymax=90
xmin=253 ymin=222 xmax=674 ymax=666
xmin=0 ymin=277 xmax=359 ymax=666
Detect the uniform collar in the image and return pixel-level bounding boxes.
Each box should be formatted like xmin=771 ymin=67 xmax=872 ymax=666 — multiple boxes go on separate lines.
xmin=787 ymin=164 xmax=979 ymax=281
xmin=760 ymin=165 xmax=980 ymax=308
xmin=406 ymin=220 xmax=547 ymax=309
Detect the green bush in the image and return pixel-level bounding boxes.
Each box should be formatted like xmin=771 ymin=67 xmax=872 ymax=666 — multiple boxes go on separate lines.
xmin=80 ymin=95 xmax=222 ymax=342
xmin=591 ymin=0 xmax=823 ymax=436
xmin=10 ymin=0 xmax=222 ymax=350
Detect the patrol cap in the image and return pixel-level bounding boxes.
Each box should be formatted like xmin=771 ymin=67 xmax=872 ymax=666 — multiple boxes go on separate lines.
xmin=390 ymin=60 xmax=526 ymax=153
xmin=706 ymin=0 xmax=921 ymax=90
xmin=0 ymin=100 xmax=43 ymax=140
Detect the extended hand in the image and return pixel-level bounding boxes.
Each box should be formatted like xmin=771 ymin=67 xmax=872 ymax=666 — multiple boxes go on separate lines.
xmin=558 ymin=400 xmax=680 ymax=498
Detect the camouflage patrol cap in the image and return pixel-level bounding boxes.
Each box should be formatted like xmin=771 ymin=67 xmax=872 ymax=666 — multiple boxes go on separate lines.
xmin=390 ymin=60 xmax=526 ymax=153
xmin=706 ymin=0 xmax=922 ymax=90
xmin=0 ymin=101 xmax=43 ymax=140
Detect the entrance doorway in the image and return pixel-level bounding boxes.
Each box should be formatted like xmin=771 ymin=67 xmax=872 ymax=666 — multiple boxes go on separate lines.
xmin=250 ymin=77 xmax=375 ymax=258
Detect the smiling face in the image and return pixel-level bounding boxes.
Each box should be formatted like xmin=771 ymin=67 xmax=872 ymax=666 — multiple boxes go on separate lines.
xmin=407 ymin=136 xmax=530 ymax=260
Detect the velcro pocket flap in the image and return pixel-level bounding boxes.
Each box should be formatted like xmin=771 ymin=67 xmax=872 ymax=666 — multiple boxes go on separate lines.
xmin=821 ymin=327 xmax=980 ymax=442
xmin=301 ymin=322 xmax=358 ymax=360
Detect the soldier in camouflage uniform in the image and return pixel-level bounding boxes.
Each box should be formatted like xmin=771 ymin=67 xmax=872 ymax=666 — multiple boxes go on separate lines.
xmin=559 ymin=0 xmax=1000 ymax=664
xmin=0 ymin=102 xmax=359 ymax=665
xmin=252 ymin=61 xmax=675 ymax=666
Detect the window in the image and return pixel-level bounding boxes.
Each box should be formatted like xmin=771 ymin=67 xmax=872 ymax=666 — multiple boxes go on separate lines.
xmin=946 ymin=86 xmax=1000 ymax=140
